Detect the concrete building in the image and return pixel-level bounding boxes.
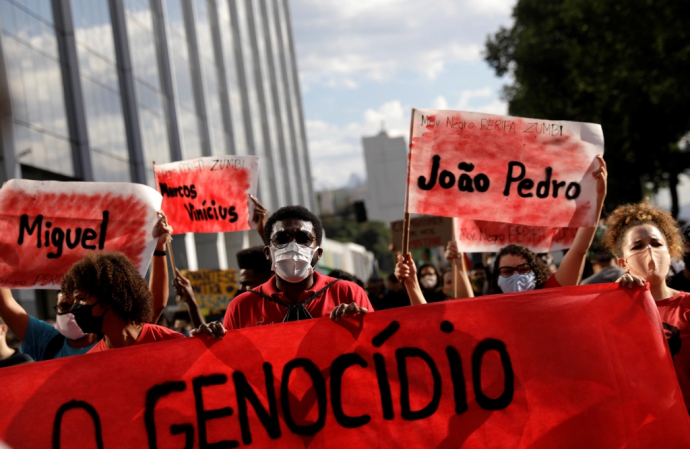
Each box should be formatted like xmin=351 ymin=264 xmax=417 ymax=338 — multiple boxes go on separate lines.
xmin=0 ymin=0 xmax=314 ymax=318
xmin=362 ymin=130 xmax=407 ymax=224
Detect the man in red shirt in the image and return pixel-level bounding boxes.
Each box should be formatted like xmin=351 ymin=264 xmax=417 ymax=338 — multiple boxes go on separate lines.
xmin=195 ymin=206 xmax=372 ymax=336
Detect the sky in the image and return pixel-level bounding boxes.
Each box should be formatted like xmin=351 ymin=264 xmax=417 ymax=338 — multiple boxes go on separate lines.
xmin=290 ymin=0 xmax=516 ymax=191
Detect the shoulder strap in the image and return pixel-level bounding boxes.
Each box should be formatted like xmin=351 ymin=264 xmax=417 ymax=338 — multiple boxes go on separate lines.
xmin=43 ymin=333 xmax=66 ymax=361
xmin=251 ymin=279 xmax=340 ymax=322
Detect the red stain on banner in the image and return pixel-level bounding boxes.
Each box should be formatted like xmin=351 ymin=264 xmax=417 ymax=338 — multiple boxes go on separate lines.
xmin=407 ymin=110 xmax=604 ymax=228
xmin=154 ymin=156 xmax=259 ymax=235
xmin=0 ymin=180 xmax=161 ymax=289
xmin=0 ymin=284 xmax=688 ymax=448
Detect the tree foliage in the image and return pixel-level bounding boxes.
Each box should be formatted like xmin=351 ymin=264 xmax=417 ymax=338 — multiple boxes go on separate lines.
xmin=485 ymin=0 xmax=690 ymax=215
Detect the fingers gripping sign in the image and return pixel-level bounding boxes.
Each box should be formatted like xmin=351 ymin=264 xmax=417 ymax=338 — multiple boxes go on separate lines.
xmin=191 ymin=321 xmax=226 ymax=339
xmin=330 ymin=302 xmax=368 ymax=322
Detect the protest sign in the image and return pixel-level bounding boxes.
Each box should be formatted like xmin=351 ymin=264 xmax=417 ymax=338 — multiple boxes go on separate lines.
xmin=390 ymin=216 xmax=454 ymax=251
xmin=406 ymin=109 xmax=604 ymax=228
xmin=154 ymin=156 xmax=259 ymax=234
xmin=456 ymin=218 xmax=578 ymax=253
xmin=1 ymin=284 xmax=689 ymax=448
xmin=0 ymin=179 xmax=161 ymax=289
xmin=181 ymin=269 xmax=239 ymax=314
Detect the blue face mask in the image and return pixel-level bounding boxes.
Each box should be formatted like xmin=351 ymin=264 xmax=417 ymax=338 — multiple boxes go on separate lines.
xmin=497 ymin=272 xmax=536 ymax=293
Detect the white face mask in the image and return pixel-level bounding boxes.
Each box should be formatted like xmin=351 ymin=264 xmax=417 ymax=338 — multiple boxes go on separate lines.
xmin=497 ymin=272 xmax=536 ymax=293
xmin=270 ymin=241 xmax=319 ymax=283
xmin=55 ymin=312 xmax=87 ymax=340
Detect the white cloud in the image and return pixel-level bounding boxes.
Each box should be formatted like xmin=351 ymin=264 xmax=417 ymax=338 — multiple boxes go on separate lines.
xmin=429 ymin=89 xmax=508 ymax=114
xmin=292 ymin=0 xmax=514 ymax=89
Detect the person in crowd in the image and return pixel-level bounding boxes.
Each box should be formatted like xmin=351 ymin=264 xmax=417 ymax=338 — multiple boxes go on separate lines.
xmin=236 ymin=246 xmax=274 ymax=293
xmin=328 ymin=269 xmax=365 ymax=288
xmin=372 ymin=274 xmax=411 ymax=310
xmin=61 ymin=251 xmax=185 ymax=353
xmin=365 ymin=277 xmax=386 ymax=306
xmin=0 ymin=214 xmax=173 ymax=361
xmin=172 ymin=268 xmax=205 ymax=329
xmin=669 ymin=223 xmax=690 ymax=292
xmin=171 ymin=310 xmax=193 ymax=337
xmin=605 ymin=200 xmax=690 ymax=409
xmin=468 ymin=263 xmax=490 ymax=296
xmin=0 ymin=316 xmax=33 ymax=368
xmin=194 ymin=206 xmax=372 ymax=336
xmin=417 ymin=263 xmax=446 ymax=303
xmin=580 ymin=250 xmax=625 ymax=285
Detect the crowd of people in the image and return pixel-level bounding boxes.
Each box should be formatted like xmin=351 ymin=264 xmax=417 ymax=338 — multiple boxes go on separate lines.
xmin=2 ymin=159 xmax=690 ymax=409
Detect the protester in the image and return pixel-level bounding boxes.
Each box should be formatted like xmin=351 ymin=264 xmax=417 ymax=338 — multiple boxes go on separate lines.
xmin=172 ymin=268 xmax=205 ymax=329
xmin=668 ymin=223 xmax=690 ymax=291
xmin=0 ymin=214 xmax=172 ymax=361
xmin=371 ymin=274 xmax=411 ymax=310
xmin=236 ymin=246 xmax=274 ymax=293
xmin=0 ymin=316 xmax=33 ymax=368
xmin=468 ymin=263 xmax=490 ymax=296
xmin=193 ymin=205 xmax=372 ymax=336
xmin=365 ymin=277 xmax=386 ymax=306
xmin=171 ymin=310 xmax=193 ymax=337
xmin=61 ymin=252 xmax=185 ymax=353
xmin=580 ymin=250 xmax=625 ymax=285
xmin=417 ymin=263 xmax=446 ymax=303
xmin=604 ymin=200 xmax=690 ymax=409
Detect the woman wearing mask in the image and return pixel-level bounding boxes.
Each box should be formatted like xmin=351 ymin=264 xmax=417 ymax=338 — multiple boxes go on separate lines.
xmin=61 ymin=251 xmax=185 ymax=353
xmin=604 ymin=200 xmax=690 ymax=409
xmin=417 ymin=264 xmax=446 ymax=303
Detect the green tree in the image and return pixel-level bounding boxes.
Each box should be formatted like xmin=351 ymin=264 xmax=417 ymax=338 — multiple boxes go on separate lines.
xmin=485 ymin=0 xmax=690 ymax=216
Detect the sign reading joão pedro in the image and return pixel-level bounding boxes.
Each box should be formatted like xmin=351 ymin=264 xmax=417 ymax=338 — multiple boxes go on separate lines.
xmin=154 ymin=155 xmax=259 ymax=234
xmin=0 ymin=179 xmax=162 ymax=289
xmin=406 ymin=109 xmax=604 ymax=228
xmin=1 ymin=285 xmax=688 ymax=448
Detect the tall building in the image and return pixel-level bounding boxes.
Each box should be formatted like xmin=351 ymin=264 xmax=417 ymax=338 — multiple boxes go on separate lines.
xmin=0 ymin=0 xmax=314 ymax=317
xmin=362 ymin=130 xmax=407 ymax=224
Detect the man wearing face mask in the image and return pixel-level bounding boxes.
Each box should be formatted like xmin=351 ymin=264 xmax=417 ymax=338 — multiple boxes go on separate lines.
xmin=669 ymin=223 xmax=690 ymax=292
xmin=197 ymin=206 xmax=372 ymax=334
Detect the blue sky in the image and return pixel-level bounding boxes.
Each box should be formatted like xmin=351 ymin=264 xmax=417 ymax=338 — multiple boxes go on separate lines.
xmin=290 ymin=0 xmax=516 ymax=190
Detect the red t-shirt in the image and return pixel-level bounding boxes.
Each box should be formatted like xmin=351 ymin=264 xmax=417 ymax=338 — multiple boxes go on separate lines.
xmin=87 ymin=323 xmax=185 ymax=353
xmin=656 ymin=291 xmax=690 ymax=410
xmin=543 ymin=272 xmax=561 ymax=289
xmin=223 ymin=272 xmax=374 ymax=330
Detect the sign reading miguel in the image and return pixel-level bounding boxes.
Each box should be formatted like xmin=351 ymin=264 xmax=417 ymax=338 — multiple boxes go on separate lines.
xmin=154 ymin=156 xmax=259 ymax=234
xmin=1 ymin=284 xmax=689 ymax=448
xmin=0 ymin=179 xmax=162 ymax=289
xmin=406 ymin=109 xmax=604 ymax=228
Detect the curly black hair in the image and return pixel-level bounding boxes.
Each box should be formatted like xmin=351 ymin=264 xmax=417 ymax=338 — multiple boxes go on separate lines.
xmin=236 ymin=245 xmax=272 ymax=273
xmin=263 ymin=205 xmax=324 ymax=246
xmin=61 ymin=251 xmax=153 ymax=325
xmin=492 ymin=244 xmax=550 ymax=293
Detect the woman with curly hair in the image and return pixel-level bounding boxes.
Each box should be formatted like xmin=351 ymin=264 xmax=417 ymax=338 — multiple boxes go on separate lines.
xmin=61 ymin=251 xmax=185 ymax=353
xmin=603 ymin=199 xmax=690 ymax=408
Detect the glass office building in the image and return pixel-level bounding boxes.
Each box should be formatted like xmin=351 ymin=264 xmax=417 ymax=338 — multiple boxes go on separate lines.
xmin=0 ymin=0 xmax=314 ymax=317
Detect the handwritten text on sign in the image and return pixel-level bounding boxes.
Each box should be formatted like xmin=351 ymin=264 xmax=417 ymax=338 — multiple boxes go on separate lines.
xmin=407 ymin=109 xmax=604 ymax=228
xmin=181 ymin=269 xmax=239 ymax=315
xmin=0 ymin=180 xmax=161 ymax=289
xmin=390 ymin=216 xmax=454 ymax=251
xmin=1 ymin=285 xmax=689 ymax=448
xmin=154 ymin=156 xmax=259 ymax=234
xmin=455 ymin=218 xmax=578 ymax=253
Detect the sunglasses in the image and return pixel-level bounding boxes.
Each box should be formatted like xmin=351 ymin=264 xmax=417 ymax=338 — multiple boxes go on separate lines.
xmin=270 ymin=230 xmax=315 ymax=249
xmin=53 ymin=303 xmax=72 ymax=314
xmin=498 ymin=263 xmax=533 ymax=278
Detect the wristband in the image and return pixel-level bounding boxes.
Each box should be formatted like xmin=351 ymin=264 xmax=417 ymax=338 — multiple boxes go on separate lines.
xmin=153 ymin=250 xmax=167 ymax=257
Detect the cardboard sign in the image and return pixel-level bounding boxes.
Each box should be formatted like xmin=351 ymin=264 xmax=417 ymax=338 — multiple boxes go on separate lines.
xmin=406 ymin=109 xmax=604 ymax=228
xmin=390 ymin=216 xmax=454 ymax=251
xmin=1 ymin=284 xmax=689 ymax=448
xmin=154 ymin=156 xmax=259 ymax=234
xmin=0 ymin=179 xmax=161 ymax=289
xmin=181 ymin=269 xmax=239 ymax=314
xmin=456 ymin=218 xmax=578 ymax=253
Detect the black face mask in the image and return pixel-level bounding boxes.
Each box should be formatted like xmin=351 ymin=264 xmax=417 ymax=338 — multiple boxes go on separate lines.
xmin=70 ymin=302 xmax=105 ymax=335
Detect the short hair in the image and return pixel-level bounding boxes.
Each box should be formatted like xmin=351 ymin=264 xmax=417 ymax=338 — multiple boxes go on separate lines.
xmin=236 ymin=246 xmax=272 ymax=273
xmin=61 ymin=252 xmax=153 ymax=325
xmin=604 ymin=200 xmax=683 ymax=259
xmin=263 ymin=206 xmax=324 ymax=246
xmin=492 ymin=244 xmax=550 ymax=293
xmin=328 ymin=269 xmax=364 ymax=288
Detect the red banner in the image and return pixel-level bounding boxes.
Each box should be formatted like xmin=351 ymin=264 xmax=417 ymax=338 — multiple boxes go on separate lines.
xmin=1 ymin=284 xmax=688 ymax=448
xmin=0 ymin=180 xmax=161 ymax=289
xmin=154 ymin=156 xmax=259 ymax=235
xmin=406 ymin=109 xmax=604 ymax=228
